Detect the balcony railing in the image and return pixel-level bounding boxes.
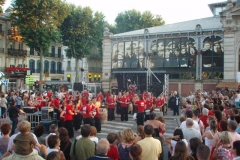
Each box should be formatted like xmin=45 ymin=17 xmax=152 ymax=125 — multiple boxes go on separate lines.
xmin=47 ymin=54 xmax=63 ymax=58
xmin=88 ymin=67 xmax=102 ymax=72
xmin=30 ymin=69 xmax=64 ymax=74
xmin=8 ymin=49 xmax=27 ymax=56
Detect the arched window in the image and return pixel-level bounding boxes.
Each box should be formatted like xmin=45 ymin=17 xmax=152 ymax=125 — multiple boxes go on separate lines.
xmin=37 ymin=60 xmax=40 ymax=73
xmin=51 ymin=61 xmax=56 ymax=74
xmin=44 ymin=60 xmax=49 ymax=73
xmin=57 ymin=62 xmax=62 ymax=74
xmin=29 ymin=59 xmax=35 ymax=74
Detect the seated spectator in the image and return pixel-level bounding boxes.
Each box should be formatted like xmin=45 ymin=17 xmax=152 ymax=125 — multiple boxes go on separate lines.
xmin=47 ymin=135 xmax=65 ymax=160
xmin=129 ymin=144 xmax=142 ymax=160
xmin=196 ymin=145 xmax=210 ymax=160
xmin=107 ymin=133 xmax=120 ymax=160
xmin=59 ymin=127 xmax=71 ymax=160
xmin=0 ymin=123 xmax=11 ymax=155
xmin=34 ymin=124 xmax=45 ymax=145
xmin=87 ymin=138 xmax=111 ymax=160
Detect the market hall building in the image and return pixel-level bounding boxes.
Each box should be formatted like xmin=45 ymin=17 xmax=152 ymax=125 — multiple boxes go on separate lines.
xmin=101 ymin=0 xmax=240 ymax=96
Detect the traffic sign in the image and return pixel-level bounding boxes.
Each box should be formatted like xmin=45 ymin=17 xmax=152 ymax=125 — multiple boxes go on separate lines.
xmin=25 ymin=75 xmax=35 ymax=85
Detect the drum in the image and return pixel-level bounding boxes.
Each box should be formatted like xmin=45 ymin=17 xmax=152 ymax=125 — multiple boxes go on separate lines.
xmin=100 ymin=108 xmax=108 ymax=124
xmin=145 ymin=109 xmax=150 ymax=115
xmin=154 ymin=109 xmax=163 ymax=118
xmin=128 ymin=103 xmax=133 ymax=111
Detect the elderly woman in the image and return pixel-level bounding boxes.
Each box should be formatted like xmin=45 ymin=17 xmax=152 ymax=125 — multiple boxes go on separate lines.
xmin=118 ymin=128 xmax=135 ymax=160
xmin=212 ymin=131 xmax=234 ymax=160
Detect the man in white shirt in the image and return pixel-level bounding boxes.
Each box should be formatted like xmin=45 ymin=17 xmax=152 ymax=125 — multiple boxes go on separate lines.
xmin=180 ymin=110 xmax=200 ymax=131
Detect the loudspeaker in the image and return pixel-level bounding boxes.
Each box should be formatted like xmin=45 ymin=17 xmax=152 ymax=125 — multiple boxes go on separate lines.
xmin=73 ymin=83 xmax=83 ymax=91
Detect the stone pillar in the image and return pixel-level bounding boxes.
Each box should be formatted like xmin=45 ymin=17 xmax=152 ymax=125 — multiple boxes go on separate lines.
xmin=101 ymin=24 xmax=112 ymax=92
xmin=220 ymin=3 xmax=240 ymax=81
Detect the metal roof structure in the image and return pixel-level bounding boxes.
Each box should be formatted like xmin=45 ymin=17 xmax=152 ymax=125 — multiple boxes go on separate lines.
xmin=112 ymin=16 xmax=222 ymax=38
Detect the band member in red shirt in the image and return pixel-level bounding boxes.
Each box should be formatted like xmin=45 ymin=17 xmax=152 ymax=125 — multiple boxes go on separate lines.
xmin=92 ymin=100 xmax=102 ymax=133
xmin=145 ymin=97 xmax=153 ymax=121
xmin=64 ymin=100 xmax=76 ymax=138
xmin=136 ymin=96 xmax=146 ymax=126
xmin=120 ymin=94 xmax=129 ymax=121
xmin=116 ymin=92 xmax=122 ymax=115
xmin=80 ymin=100 xmax=94 ymax=126
xmin=73 ymin=99 xmax=83 ymax=131
xmin=107 ymin=94 xmax=115 ymax=121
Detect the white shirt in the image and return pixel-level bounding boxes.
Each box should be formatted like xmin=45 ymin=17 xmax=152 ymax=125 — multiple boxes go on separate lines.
xmin=7 ymin=132 xmax=39 ymax=152
xmin=47 ymin=148 xmax=58 ymax=154
xmin=180 ymin=120 xmax=200 ymax=131
xmin=76 ymin=135 xmax=98 ymax=144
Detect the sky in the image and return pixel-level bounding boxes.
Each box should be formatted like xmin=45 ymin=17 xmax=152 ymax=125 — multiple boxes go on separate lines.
xmin=3 ymin=0 xmax=223 ymax=25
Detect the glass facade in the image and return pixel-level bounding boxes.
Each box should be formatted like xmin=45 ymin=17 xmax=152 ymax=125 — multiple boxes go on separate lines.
xmin=112 ymin=36 xmax=224 ymax=80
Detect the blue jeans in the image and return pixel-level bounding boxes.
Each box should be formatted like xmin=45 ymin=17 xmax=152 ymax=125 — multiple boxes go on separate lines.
xmin=10 ymin=117 xmax=18 ymax=136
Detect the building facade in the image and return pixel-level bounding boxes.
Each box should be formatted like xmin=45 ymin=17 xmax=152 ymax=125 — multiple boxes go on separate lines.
xmin=0 ymin=12 xmax=65 ymax=92
xmin=102 ymin=0 xmax=240 ymax=96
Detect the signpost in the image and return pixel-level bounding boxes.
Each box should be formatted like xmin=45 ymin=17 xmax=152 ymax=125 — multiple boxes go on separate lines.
xmin=25 ymin=75 xmax=34 ymax=86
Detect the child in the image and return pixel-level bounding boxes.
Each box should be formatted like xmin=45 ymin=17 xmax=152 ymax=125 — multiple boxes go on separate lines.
xmin=107 ymin=133 xmax=120 ymax=160
xmin=10 ymin=120 xmax=43 ymax=155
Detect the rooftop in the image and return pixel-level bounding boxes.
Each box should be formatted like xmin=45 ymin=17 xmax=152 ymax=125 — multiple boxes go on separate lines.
xmin=112 ymin=16 xmax=222 ymax=38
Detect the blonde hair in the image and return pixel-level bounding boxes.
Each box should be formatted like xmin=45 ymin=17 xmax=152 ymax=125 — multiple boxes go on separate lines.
xmin=220 ymin=131 xmax=232 ymax=144
xmin=122 ymin=128 xmax=135 ymax=143
xmin=18 ymin=120 xmax=31 ymax=133
xmin=116 ymin=131 xmax=123 ymax=142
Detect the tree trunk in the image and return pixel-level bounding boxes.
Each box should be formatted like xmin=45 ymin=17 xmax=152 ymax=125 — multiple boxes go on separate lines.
xmin=39 ymin=47 xmax=44 ymax=91
xmin=75 ymin=58 xmax=80 ymax=82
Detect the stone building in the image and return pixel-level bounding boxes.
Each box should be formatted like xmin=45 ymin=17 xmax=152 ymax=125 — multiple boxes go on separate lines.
xmin=102 ymin=0 xmax=240 ymax=96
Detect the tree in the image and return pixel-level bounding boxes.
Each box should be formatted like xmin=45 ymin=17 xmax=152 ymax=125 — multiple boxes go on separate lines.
xmin=0 ymin=0 xmax=5 ymax=13
xmin=60 ymin=5 xmax=104 ymax=82
xmin=110 ymin=9 xmax=165 ymax=34
xmin=11 ymin=0 xmax=70 ymax=90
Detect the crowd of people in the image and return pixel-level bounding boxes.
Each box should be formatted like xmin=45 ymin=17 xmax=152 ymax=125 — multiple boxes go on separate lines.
xmin=0 ymin=87 xmax=239 ymax=160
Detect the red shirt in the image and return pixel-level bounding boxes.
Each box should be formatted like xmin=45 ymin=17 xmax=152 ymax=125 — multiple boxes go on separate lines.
xmin=137 ymin=100 xmax=145 ymax=112
xmin=121 ymin=97 xmax=128 ymax=107
xmin=47 ymin=92 xmax=52 ymax=98
xmin=155 ymin=99 xmax=162 ymax=107
xmin=107 ymin=98 xmax=115 ymax=109
xmin=64 ymin=104 xmax=73 ymax=121
xmin=200 ymin=115 xmax=209 ymax=129
xmin=54 ymin=98 xmax=60 ymax=108
xmin=107 ymin=145 xmax=120 ymax=160
xmin=93 ymin=107 xmax=101 ymax=118
xmin=208 ymin=110 xmax=214 ymax=116
xmin=81 ymin=97 xmax=87 ymax=105
xmin=146 ymin=100 xmax=153 ymax=109
xmin=81 ymin=104 xmax=91 ymax=118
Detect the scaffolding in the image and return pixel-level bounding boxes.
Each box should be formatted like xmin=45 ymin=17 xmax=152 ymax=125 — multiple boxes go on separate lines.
xmin=164 ymin=74 xmax=169 ymax=104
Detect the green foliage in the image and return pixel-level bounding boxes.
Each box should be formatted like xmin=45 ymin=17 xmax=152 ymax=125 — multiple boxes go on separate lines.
xmin=11 ymin=0 xmax=70 ymax=55
xmin=111 ymin=9 xmax=165 ymax=34
xmin=0 ymin=0 xmax=5 ymax=13
xmin=60 ymin=5 xmax=104 ymax=59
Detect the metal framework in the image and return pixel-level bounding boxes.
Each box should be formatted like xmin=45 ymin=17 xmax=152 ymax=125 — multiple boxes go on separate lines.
xmin=164 ymin=74 xmax=169 ymax=104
